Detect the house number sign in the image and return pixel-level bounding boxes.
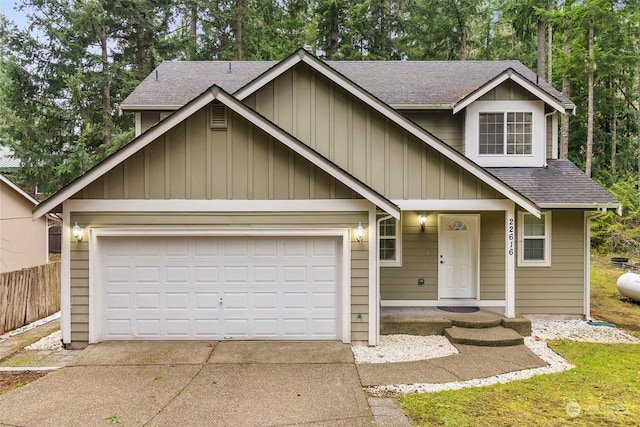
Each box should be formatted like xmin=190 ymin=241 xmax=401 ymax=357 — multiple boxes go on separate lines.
xmin=507 ymin=218 xmax=515 ymax=256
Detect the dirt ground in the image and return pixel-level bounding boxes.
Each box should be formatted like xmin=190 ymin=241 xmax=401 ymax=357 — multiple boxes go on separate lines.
xmin=0 ymin=371 xmax=48 ymax=395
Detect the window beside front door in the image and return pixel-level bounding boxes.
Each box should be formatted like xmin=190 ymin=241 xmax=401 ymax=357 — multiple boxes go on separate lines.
xmin=380 ymin=217 xmax=401 ymax=266
xmin=518 ymin=212 xmax=552 ymax=267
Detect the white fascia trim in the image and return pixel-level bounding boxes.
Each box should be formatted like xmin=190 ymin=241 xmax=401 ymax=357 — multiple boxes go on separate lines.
xmin=213 ymin=89 xmax=400 ymax=219
xmin=0 ymin=174 xmax=38 ymax=206
xmin=394 ymin=199 xmax=515 ymax=212
xmin=34 ymin=92 xmax=216 ymax=219
xmin=233 ymin=53 xmax=305 ymax=100
xmin=89 ymin=227 xmax=352 ymax=344
xmin=60 ymin=203 xmax=71 ymax=344
xmin=537 ymin=203 xmax=621 ymax=210
xmin=452 ymin=71 xmax=567 ymax=115
xmin=381 ymin=300 xmax=507 ymax=307
xmin=64 ymin=198 xmax=374 ymax=213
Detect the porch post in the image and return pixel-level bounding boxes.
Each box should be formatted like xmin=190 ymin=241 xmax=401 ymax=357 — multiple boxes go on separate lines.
xmin=505 ymin=204 xmax=516 ymax=318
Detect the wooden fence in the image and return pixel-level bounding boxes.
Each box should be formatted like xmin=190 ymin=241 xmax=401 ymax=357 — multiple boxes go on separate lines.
xmin=0 ymin=262 xmax=61 ymax=335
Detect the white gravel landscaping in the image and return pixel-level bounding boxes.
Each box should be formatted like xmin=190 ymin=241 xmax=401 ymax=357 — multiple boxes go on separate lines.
xmin=25 ymin=330 xmax=63 ymax=351
xmin=359 ymin=319 xmax=640 ymax=395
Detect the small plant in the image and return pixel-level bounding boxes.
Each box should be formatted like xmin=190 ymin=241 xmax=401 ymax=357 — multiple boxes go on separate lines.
xmin=104 ymin=414 xmax=122 ymax=424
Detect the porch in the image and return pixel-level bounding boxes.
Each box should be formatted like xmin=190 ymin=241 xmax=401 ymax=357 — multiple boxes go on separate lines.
xmin=380 ymin=306 xmax=532 ymax=347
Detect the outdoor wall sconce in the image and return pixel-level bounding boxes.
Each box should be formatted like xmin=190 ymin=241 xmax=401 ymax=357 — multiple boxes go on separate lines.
xmin=72 ymin=222 xmax=83 ymax=242
xmin=355 ymin=223 xmax=365 ymax=242
xmin=419 ymin=214 xmax=427 ymax=232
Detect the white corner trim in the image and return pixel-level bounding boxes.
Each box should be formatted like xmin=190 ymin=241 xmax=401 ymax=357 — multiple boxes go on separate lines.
xmin=88 ymin=227 xmax=353 ymax=344
xmin=505 ymin=205 xmax=516 ymax=318
xmin=60 ymin=204 xmax=71 ymax=344
xmin=63 ymin=199 xmax=374 ymax=212
xmin=367 ymin=208 xmax=378 ymax=346
xmin=584 ymin=211 xmax=591 ymax=319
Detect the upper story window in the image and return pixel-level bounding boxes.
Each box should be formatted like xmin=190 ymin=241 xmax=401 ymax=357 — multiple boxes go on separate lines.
xmin=479 ymin=112 xmax=532 ymax=155
xmin=380 ymin=217 xmax=401 ymax=266
xmin=465 ymin=100 xmax=545 ymax=167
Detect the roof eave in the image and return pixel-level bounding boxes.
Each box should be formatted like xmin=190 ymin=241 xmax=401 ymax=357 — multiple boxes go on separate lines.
xmin=0 ymin=173 xmax=39 ymax=206
xmin=452 ymin=69 xmax=568 ymax=115
xmin=120 ymin=105 xmax=182 ymax=111
xmin=390 ymin=104 xmax=455 ymax=110
xmin=537 ymin=202 xmax=621 ymax=210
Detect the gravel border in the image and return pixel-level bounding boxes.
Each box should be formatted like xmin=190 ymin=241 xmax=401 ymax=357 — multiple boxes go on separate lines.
xmin=352 ymin=335 xmax=458 ymax=363
xmin=360 ymin=319 xmax=639 ymax=395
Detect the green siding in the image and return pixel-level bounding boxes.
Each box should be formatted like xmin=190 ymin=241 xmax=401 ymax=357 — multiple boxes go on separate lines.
xmin=515 ymin=210 xmax=586 ymax=315
xmin=69 ymin=212 xmax=370 ymax=343
xmin=245 ymin=64 xmax=504 ymax=202
xmin=403 ymin=111 xmax=464 ymax=153
xmin=74 ymin=107 xmax=359 ymax=201
xmin=479 ymin=80 xmax=537 ymax=101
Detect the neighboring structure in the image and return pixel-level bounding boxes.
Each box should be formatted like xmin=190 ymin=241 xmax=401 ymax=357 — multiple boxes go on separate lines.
xmin=0 ymin=145 xmax=19 ymax=174
xmin=0 ymin=173 xmax=51 ymax=273
xmin=34 ymin=49 xmax=619 ymax=348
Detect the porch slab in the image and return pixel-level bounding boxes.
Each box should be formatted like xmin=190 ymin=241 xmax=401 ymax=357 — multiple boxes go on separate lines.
xmin=445 ymin=326 xmax=524 ymax=347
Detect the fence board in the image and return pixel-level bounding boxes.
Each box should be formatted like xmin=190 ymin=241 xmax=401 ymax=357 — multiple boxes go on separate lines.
xmin=0 ymin=262 xmax=61 ymax=334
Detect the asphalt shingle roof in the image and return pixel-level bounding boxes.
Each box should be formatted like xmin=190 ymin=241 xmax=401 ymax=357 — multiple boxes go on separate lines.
xmin=487 ymin=160 xmax=618 ymax=206
xmin=120 ymin=59 xmax=572 ymax=110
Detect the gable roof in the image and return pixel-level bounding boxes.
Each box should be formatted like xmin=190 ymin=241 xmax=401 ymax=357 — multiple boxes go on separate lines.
xmin=34 ymin=85 xmax=400 ymax=220
xmin=0 ymin=172 xmax=39 ymax=206
xmin=120 ymin=55 xmax=573 ymax=113
xmin=487 ymin=160 xmax=621 ymax=212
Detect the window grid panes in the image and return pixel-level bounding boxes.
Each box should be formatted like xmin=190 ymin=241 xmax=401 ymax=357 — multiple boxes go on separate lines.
xmin=379 ymin=218 xmax=397 ymax=261
xmin=522 ymin=214 xmax=546 ymax=261
xmin=479 ymin=112 xmax=532 ymax=156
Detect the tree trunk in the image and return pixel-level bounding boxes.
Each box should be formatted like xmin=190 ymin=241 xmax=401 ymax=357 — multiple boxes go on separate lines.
xmin=585 ymin=19 xmax=594 ymax=178
xmin=459 ymin=23 xmax=467 ymax=60
xmin=560 ymin=22 xmax=570 ymax=160
xmin=101 ymin=21 xmax=111 ymax=147
xmin=547 ymin=24 xmax=552 ymax=83
xmin=611 ymin=99 xmax=617 ymax=176
xmin=537 ymin=0 xmax=546 ymax=79
xmin=235 ymin=0 xmax=243 ymax=60
xmin=637 ymin=21 xmax=640 ymax=189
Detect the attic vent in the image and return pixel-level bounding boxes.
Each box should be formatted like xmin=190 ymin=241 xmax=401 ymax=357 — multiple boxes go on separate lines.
xmin=210 ymin=103 xmax=227 ymax=128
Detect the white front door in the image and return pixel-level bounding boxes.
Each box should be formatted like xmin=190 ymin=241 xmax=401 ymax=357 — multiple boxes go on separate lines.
xmin=438 ymin=215 xmax=479 ymax=299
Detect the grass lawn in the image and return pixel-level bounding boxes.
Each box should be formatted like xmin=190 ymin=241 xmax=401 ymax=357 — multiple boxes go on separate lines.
xmin=399 ymin=254 xmax=640 ymax=426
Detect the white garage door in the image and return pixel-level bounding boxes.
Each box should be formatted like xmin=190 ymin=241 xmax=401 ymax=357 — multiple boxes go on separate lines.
xmin=98 ymin=235 xmax=341 ymax=341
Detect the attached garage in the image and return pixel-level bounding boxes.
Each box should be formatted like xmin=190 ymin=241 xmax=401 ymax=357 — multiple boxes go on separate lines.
xmin=92 ymin=233 xmax=346 ymax=342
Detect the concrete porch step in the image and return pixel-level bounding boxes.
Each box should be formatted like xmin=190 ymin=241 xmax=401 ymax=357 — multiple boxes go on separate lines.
xmin=444 ymin=326 xmax=525 ymax=347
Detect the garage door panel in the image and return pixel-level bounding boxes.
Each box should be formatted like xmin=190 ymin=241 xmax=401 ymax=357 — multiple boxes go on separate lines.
xmin=99 ymin=236 xmax=341 ymax=341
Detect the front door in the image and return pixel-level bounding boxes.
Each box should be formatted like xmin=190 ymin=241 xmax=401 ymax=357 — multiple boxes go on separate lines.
xmin=438 ymin=215 xmax=479 ymax=299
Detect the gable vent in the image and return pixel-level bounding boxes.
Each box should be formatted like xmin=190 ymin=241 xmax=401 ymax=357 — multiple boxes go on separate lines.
xmin=210 ymin=103 xmax=227 ymax=128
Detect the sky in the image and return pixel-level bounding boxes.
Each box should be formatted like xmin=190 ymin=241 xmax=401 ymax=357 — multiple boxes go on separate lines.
xmin=0 ymin=0 xmax=28 ymax=28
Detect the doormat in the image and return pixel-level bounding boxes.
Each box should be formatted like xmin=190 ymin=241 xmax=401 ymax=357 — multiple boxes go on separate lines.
xmin=437 ymin=306 xmax=480 ymax=313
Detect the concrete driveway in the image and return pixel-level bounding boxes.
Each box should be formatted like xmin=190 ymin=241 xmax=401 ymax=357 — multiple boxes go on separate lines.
xmin=0 ymin=341 xmax=374 ymax=427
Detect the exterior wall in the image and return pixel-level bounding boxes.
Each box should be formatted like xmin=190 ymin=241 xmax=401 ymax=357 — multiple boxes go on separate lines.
xmin=69 ymin=212 xmax=370 ymax=343
xmin=140 ymin=112 xmax=161 ymax=134
xmin=478 ymin=80 xmax=537 ymax=101
xmin=380 ymin=211 xmax=506 ymax=301
xmin=245 ymin=64 xmax=504 ymax=201
xmin=401 ymin=111 xmax=464 ymax=153
xmin=546 ymin=114 xmax=552 ymax=159
xmin=0 ymin=182 xmax=48 ymax=273
xmin=76 ymin=107 xmax=359 ymax=201
xmin=515 ymin=210 xmax=585 ymax=315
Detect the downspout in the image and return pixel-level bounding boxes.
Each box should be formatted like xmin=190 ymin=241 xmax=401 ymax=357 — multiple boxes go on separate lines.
xmin=584 ymin=208 xmax=608 ymax=320
xmin=376 ymin=213 xmax=393 ymax=345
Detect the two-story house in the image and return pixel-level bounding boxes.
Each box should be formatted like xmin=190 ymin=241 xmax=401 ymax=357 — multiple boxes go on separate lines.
xmin=34 ymin=49 xmax=618 ymax=348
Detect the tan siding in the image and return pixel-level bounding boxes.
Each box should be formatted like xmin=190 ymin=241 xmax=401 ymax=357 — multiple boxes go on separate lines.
xmin=247 ymin=63 xmax=506 ymax=202
xmin=69 ymin=212 xmax=370 ymax=343
xmin=0 ymin=181 xmax=48 ymax=273
xmin=140 ymin=112 xmax=160 ymax=133
xmin=516 ymin=211 xmax=585 ymax=315
xmin=403 ymin=111 xmax=464 ymax=153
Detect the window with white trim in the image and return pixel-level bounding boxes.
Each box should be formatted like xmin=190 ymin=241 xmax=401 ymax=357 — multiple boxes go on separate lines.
xmin=379 ymin=217 xmax=401 ymax=266
xmin=479 ymin=112 xmax=532 ymax=155
xmin=518 ymin=212 xmax=551 ymax=267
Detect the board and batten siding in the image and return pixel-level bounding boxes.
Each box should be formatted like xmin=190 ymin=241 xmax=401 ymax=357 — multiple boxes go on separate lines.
xmin=74 ymin=107 xmax=359 ymax=201
xmin=245 ymin=64 xmax=504 ymax=202
xmin=515 ymin=210 xmax=585 ymax=315
xmin=401 ymin=111 xmax=464 ymax=153
xmin=69 ymin=212 xmax=370 ymax=343
xmin=380 ymin=211 xmax=506 ymax=301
